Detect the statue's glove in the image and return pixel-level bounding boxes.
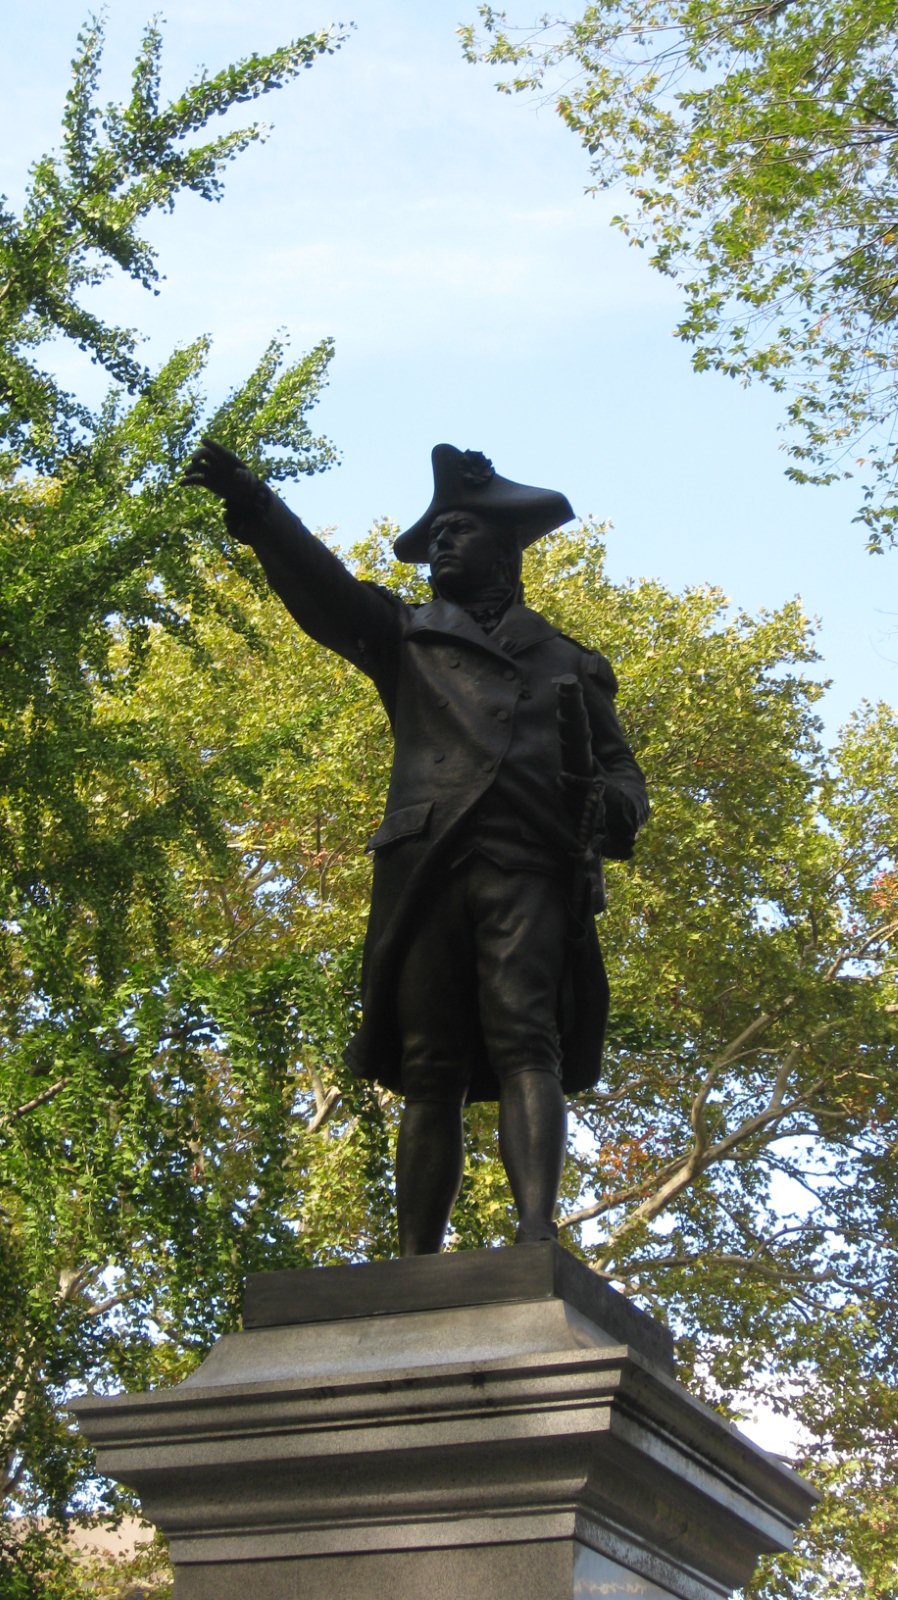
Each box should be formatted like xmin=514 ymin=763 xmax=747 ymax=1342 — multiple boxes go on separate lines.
xmin=182 ymin=437 xmax=270 ymax=542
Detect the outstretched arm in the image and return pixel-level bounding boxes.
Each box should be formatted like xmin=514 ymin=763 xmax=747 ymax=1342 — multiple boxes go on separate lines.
xmin=183 ymin=439 xmax=400 ymax=675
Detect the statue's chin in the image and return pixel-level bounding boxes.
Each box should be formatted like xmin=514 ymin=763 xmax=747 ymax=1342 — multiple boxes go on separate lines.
xmin=430 ymin=570 xmax=516 ymax=608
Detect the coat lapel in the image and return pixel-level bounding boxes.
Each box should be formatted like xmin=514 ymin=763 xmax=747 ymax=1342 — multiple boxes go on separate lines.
xmin=406 ymin=600 xmax=558 ymax=660
xmin=494 ymin=605 xmax=560 ymax=656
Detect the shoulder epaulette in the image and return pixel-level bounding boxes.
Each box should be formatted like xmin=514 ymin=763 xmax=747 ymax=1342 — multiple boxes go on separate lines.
xmin=585 ymin=651 xmax=619 ymax=695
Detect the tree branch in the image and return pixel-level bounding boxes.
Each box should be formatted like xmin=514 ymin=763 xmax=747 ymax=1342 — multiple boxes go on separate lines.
xmin=823 ymin=916 xmax=898 ymax=981
xmin=568 ymin=1008 xmax=840 ymax=1262
xmin=298 ymin=1063 xmax=343 ymax=1132
xmin=308 ymin=1086 xmax=342 ymax=1133
xmin=0 ymin=1076 xmax=71 ymax=1128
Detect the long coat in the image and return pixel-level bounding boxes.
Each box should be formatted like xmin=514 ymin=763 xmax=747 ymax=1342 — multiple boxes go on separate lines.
xmin=242 ymin=491 xmax=649 ymax=1103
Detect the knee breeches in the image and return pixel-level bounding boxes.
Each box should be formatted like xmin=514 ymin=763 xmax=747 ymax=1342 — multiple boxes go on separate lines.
xmin=396 ymin=858 xmax=568 ymax=1105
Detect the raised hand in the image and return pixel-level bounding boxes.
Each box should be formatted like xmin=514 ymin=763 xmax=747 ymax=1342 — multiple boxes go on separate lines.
xmin=182 ymin=437 xmax=263 ymax=510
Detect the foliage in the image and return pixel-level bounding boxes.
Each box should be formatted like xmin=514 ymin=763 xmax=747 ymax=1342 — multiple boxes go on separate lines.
xmin=0 ymin=9 xmax=350 ymax=1587
xmin=461 ymin=1 xmax=898 ymax=550
xmin=1 ymin=12 xmax=345 ymax=479
xmin=0 ymin=1518 xmax=172 ymax=1599
xmin=521 ymin=526 xmax=898 ymax=1597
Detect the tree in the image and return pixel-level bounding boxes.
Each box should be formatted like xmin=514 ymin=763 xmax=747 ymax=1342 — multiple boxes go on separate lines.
xmin=518 ymin=527 xmax=898 ymax=1596
xmin=461 ymin=1 xmax=898 ymax=551
xmin=0 ymin=11 xmax=352 ymax=1588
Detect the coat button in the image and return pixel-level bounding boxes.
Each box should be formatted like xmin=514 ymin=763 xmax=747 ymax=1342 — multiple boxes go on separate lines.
xmin=434 ymin=752 xmax=445 ymax=763
xmin=495 ymin=709 xmax=509 ymax=722
xmin=436 ymin=696 xmax=449 ymax=708
xmin=482 ymin=759 xmax=495 ymax=772
xmin=449 ymin=656 xmax=460 ymax=668
xmin=503 ymin=668 xmax=516 ymax=681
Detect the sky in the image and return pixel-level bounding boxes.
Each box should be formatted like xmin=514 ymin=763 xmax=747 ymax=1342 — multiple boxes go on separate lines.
xmin=2 ymin=0 xmax=895 ymax=737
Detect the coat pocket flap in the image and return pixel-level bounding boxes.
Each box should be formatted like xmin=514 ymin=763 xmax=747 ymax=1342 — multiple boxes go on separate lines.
xmin=366 ymin=801 xmax=434 ymax=853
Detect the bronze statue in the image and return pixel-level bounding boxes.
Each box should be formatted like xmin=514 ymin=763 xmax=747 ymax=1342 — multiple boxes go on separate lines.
xmin=184 ymin=440 xmax=648 ymax=1254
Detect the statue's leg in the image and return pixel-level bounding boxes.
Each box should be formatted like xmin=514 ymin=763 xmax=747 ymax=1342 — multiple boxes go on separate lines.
xmin=498 ymin=1069 xmax=567 ymax=1243
xmin=396 ymin=1101 xmax=464 ymax=1255
xmin=395 ymin=869 xmax=477 ymax=1255
xmin=472 ymin=864 xmax=569 ymax=1242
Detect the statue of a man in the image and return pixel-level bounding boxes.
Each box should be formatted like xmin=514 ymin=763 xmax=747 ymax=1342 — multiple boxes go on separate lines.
xmin=185 ymin=440 xmax=648 ymax=1254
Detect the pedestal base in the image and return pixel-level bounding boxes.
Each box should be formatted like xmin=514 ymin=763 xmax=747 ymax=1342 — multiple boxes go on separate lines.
xmin=73 ymin=1244 xmax=817 ymax=1600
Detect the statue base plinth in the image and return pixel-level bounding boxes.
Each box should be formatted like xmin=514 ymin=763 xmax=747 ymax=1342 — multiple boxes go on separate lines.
xmin=72 ymin=1244 xmax=816 ymax=1599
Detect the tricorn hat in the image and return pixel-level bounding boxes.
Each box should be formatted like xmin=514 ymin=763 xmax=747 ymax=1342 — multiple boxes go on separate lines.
xmin=393 ymin=444 xmax=575 ymax=564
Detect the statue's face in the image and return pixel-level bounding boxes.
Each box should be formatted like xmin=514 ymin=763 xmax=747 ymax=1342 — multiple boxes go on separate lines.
xmin=427 ymin=510 xmax=507 ymax=600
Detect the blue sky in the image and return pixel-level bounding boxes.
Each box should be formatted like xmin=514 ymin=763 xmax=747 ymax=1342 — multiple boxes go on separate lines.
xmin=3 ymin=0 xmax=895 ymax=735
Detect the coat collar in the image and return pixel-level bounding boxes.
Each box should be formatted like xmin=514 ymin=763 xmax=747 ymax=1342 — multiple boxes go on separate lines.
xmin=406 ymin=598 xmax=559 ymax=659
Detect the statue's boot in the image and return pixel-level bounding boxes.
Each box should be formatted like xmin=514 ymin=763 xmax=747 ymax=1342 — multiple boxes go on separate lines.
xmin=499 ymin=1068 xmax=567 ymax=1246
xmin=396 ymin=1100 xmax=464 ymax=1255
xmin=514 ymin=1217 xmax=559 ymax=1244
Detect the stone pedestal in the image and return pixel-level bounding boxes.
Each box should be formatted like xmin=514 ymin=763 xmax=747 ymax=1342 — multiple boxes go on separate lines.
xmin=73 ymin=1244 xmax=817 ymax=1599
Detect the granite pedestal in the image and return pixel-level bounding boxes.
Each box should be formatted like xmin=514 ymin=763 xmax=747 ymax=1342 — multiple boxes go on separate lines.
xmin=72 ymin=1244 xmax=817 ymax=1599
